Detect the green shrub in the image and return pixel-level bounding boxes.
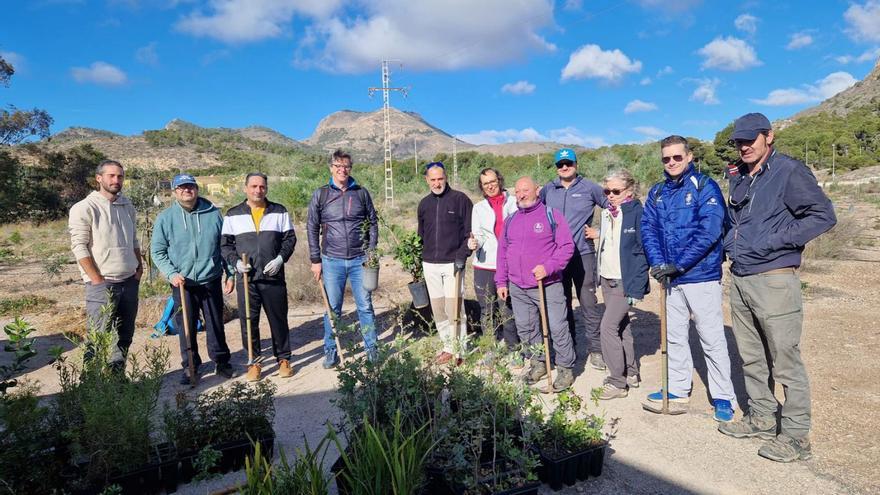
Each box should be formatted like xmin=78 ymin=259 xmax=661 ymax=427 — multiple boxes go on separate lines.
xmin=0 ymin=294 xmax=55 ymax=316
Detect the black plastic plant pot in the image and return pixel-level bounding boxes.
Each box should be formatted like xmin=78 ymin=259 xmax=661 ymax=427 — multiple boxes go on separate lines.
xmin=363 ymin=265 xmax=379 ymax=292
xmin=492 ymin=481 xmax=541 ymax=495
xmin=537 ymin=450 xmax=580 ymax=491
xmin=177 ymin=453 xmax=197 ymax=484
xmin=107 ymin=462 xmax=163 ymax=494
xmin=408 ymin=280 xmax=430 ymax=308
xmin=155 ymin=442 xmax=180 ymax=493
xmin=330 ymin=453 xmax=351 ymax=495
xmin=421 ymin=465 xmax=455 ymax=495
xmin=215 ymin=438 xmax=251 ymax=473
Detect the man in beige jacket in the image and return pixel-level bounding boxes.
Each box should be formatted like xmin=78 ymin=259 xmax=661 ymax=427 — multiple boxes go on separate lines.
xmin=69 ymin=159 xmax=143 ymax=368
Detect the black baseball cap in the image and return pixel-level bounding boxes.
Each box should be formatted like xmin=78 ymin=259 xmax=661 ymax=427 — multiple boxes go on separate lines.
xmin=730 ymin=113 xmax=771 ymax=141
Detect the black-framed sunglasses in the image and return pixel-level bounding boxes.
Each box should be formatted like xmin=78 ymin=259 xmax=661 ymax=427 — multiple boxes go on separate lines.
xmin=728 ymin=183 xmax=752 ymax=209
xmin=603 ymin=188 xmax=625 ymax=196
xmin=555 ymin=160 xmax=575 ymax=169
xmin=661 ymin=154 xmax=685 ymax=164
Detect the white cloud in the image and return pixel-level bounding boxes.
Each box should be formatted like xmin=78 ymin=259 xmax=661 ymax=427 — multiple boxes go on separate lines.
xmin=633 ymin=126 xmax=667 ymax=139
xmin=751 ymin=71 xmax=857 ymax=106
xmin=560 ymin=44 xmax=642 ymax=83
xmin=657 ymin=65 xmax=674 ymax=77
xmin=689 ymin=77 xmax=721 ymax=105
xmin=836 ymin=47 xmax=880 ymax=64
xmin=135 ymin=42 xmax=159 ymax=66
xmin=844 ymin=0 xmax=880 ymax=43
xmin=563 ymin=0 xmax=582 ymax=10
xmin=640 ymin=77 xmax=652 ymax=85
xmin=698 ymin=36 xmax=761 ymax=71
xmin=457 ymin=126 xmax=606 ymax=148
xmin=0 ymin=51 xmax=25 ymax=73
xmin=786 ymin=32 xmax=813 ymax=50
xmin=501 ymin=80 xmax=536 ymax=95
xmin=634 ymin=0 xmax=700 ymax=11
xmin=624 ymin=99 xmax=658 ymax=114
xmin=734 ymin=14 xmax=758 ymax=35
xmin=176 ymin=0 xmax=345 ymax=43
xmin=70 ymin=61 xmax=128 ymax=86
xmin=296 ymin=0 xmax=555 ymax=73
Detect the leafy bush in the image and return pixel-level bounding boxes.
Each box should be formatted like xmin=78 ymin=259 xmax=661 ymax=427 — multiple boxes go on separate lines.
xmin=0 ymin=294 xmax=55 ymax=317
xmin=534 ymin=389 xmax=605 ymax=459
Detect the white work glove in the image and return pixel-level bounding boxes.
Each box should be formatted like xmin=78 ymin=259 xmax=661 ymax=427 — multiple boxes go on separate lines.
xmin=235 ymin=260 xmax=252 ymax=274
xmin=467 ymin=236 xmax=479 ymax=251
xmin=263 ymin=255 xmax=284 ymax=276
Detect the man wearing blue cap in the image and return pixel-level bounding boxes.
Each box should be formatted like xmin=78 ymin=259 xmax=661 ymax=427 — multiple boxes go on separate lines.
xmin=540 ymin=148 xmax=608 ymax=370
xmin=717 ymin=113 xmax=836 ymax=463
xmin=152 ymin=174 xmax=236 ymax=384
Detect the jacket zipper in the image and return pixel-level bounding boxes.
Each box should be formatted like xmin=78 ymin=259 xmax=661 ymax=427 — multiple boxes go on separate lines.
xmin=434 ymin=195 xmax=440 ymax=261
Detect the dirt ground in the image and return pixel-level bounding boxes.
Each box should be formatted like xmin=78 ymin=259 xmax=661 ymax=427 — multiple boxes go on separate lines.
xmin=1 ymin=209 xmax=879 ymax=494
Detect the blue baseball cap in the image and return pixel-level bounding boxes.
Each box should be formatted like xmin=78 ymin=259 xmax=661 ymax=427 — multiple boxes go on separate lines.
xmin=554 ymin=148 xmax=577 ymax=164
xmin=172 ymin=174 xmax=197 ymax=188
xmin=730 ymin=113 xmax=771 ymax=141
xmin=424 ymin=161 xmax=445 ymax=173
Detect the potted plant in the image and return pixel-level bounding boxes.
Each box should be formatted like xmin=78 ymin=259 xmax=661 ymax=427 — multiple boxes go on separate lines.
xmin=361 ymin=219 xmax=382 ymax=292
xmin=533 ymin=390 xmax=607 ymax=491
xmin=393 ymin=230 xmax=429 ymax=308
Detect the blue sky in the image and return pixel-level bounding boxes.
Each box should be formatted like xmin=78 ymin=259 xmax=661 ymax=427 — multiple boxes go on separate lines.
xmin=2 ymin=0 xmax=880 ymax=147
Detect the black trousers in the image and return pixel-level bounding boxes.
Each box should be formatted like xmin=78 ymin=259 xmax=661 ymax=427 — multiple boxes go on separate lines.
xmin=473 ymin=268 xmax=519 ymax=349
xmin=171 ymin=278 xmax=231 ymax=369
xmin=562 ymin=253 xmax=603 ymax=354
xmin=236 ymin=279 xmax=291 ymax=362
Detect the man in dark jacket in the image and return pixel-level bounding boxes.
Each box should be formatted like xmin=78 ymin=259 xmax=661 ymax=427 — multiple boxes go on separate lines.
xmin=221 ymin=172 xmax=296 ymax=382
xmin=417 ymin=162 xmax=472 ymax=364
xmin=718 ymin=113 xmax=836 ymax=463
xmin=152 ymin=174 xmax=236 ymax=384
xmin=540 ymin=148 xmax=608 ymax=370
xmin=641 ymin=135 xmax=736 ymax=422
xmin=307 ymin=150 xmax=379 ymax=368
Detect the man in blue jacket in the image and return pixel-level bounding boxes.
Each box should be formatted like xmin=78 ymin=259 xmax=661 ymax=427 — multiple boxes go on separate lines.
xmin=307 ymin=150 xmax=380 ymax=368
xmin=151 ymin=174 xmax=235 ymax=384
xmin=540 ymin=148 xmax=608 ymax=370
xmin=641 ymin=136 xmax=736 ymax=422
xmin=718 ymin=113 xmax=836 ymax=463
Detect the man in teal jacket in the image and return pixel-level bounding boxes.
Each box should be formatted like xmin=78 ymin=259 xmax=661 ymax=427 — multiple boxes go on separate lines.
xmin=152 ymin=174 xmax=235 ymax=384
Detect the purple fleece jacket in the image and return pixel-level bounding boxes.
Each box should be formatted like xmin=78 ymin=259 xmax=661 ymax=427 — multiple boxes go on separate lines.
xmin=495 ymin=202 xmax=574 ymax=290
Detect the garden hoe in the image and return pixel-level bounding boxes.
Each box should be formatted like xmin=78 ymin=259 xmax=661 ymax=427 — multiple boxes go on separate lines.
xmin=319 ymin=277 xmax=346 ymax=365
xmin=642 ymin=286 xmax=686 ymax=415
xmin=178 ymin=284 xmax=197 ymax=387
xmin=452 ymin=265 xmax=464 ymax=366
xmin=536 ymin=279 xmax=555 ymax=394
xmin=242 ymin=253 xmax=261 ymax=382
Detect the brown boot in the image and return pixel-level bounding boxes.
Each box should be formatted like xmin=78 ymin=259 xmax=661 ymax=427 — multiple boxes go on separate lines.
xmin=277 ymin=359 xmax=294 ymax=378
xmin=246 ymin=363 xmax=262 ymax=382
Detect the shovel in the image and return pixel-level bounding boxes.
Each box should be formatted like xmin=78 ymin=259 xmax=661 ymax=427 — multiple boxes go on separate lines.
xmin=536 ymin=279 xmax=555 ymax=393
xmin=241 ymin=253 xmax=260 ymax=379
xmin=318 ymin=277 xmax=346 ymax=364
xmin=178 ymin=283 xmax=198 ymax=387
xmin=642 ymin=284 xmax=686 ymax=415
xmin=452 ymin=265 xmax=464 ymax=362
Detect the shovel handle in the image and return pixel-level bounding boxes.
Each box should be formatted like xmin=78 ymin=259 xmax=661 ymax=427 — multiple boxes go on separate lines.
xmin=179 ymin=283 xmax=197 ymax=387
xmin=318 ymin=278 xmax=345 ymax=363
xmin=241 ymin=253 xmax=254 ymax=365
xmin=660 ymin=286 xmax=669 ymax=413
xmin=537 ymin=279 xmax=553 ymax=391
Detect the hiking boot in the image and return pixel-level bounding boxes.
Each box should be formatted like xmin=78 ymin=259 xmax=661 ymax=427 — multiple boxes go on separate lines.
xmin=718 ymin=414 xmax=776 ymax=440
xmin=434 ymin=352 xmax=454 ymax=365
xmin=277 ymin=359 xmax=294 ymax=378
xmin=215 ymin=362 xmax=236 ymax=379
xmin=552 ymin=367 xmax=574 ymax=392
xmin=758 ymin=435 xmax=812 ymax=462
xmin=598 ymin=382 xmax=628 ymax=400
xmin=179 ymin=366 xmax=200 ymax=385
xmin=627 ymin=374 xmax=641 ymax=389
xmin=588 ymin=353 xmax=607 ymax=371
xmin=713 ymin=399 xmax=735 ymax=423
xmin=246 ymin=363 xmax=262 ymax=382
xmin=646 ymin=390 xmax=689 ymax=403
xmin=525 ymin=360 xmax=547 ymax=385
xmin=323 ymin=351 xmax=339 ymax=369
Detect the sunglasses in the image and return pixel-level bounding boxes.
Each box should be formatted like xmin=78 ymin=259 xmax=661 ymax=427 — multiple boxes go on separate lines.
xmin=603 ymin=188 xmax=626 ymax=196
xmin=661 ymin=155 xmax=685 ymax=164
xmin=555 ymin=160 xmax=575 ymax=169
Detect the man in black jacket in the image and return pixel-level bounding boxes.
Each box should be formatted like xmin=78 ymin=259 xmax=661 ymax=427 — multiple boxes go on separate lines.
xmin=717 ymin=113 xmax=836 ymax=463
xmin=221 ymin=172 xmax=297 ymax=382
xmin=307 ymin=150 xmax=380 ymax=368
xmin=418 ymin=162 xmax=473 ymax=364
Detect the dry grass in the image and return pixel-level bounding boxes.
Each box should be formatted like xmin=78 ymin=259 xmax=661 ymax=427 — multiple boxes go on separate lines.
xmin=285 ymin=245 xmax=323 ymax=304
xmin=803 ymin=213 xmax=860 ymax=261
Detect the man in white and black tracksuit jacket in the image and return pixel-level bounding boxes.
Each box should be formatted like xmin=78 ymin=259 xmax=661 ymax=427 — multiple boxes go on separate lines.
xmin=221 ymin=173 xmax=297 ymax=381
xmin=418 ymin=162 xmax=473 ymax=364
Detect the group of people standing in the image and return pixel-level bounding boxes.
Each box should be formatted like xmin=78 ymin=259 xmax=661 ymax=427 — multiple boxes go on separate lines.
xmin=68 ymin=112 xmax=835 ymax=464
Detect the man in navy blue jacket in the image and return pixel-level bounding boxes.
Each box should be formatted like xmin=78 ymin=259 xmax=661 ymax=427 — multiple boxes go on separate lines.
xmin=718 ymin=113 xmax=836 ymax=463
xmin=641 ymin=135 xmax=736 ymax=422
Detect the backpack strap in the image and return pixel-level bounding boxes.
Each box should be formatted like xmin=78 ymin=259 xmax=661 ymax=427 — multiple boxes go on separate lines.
xmin=503 ymin=207 xmax=557 ymax=244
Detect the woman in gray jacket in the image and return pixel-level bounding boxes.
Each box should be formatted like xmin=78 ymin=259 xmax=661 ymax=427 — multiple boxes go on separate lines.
xmin=468 ymin=168 xmax=519 ymax=352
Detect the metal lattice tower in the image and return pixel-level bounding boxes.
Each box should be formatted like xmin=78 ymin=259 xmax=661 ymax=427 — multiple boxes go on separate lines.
xmin=368 ymin=61 xmax=408 ymax=206
xmin=452 ymin=138 xmax=458 ymax=186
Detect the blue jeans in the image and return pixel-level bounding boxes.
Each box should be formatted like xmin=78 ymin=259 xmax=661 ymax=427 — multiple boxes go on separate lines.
xmin=322 ymin=255 xmax=377 ymax=354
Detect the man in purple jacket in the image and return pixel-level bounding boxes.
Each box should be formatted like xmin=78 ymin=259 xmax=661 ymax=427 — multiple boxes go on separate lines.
xmin=496 ymin=177 xmax=576 ymax=392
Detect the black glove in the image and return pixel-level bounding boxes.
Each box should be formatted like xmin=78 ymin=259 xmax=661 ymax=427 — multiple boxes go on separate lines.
xmin=453 ymin=259 xmax=466 ymax=275
xmin=649 ymin=264 xmax=679 ymax=288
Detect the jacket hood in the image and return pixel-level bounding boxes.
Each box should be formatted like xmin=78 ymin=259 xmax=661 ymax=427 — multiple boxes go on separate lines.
xmin=87 ymin=190 xmax=132 ymax=206
xmin=171 ymin=197 xmax=217 ymax=233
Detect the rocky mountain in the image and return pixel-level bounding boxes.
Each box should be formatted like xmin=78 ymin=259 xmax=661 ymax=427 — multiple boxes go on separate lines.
xmin=784 ymin=57 xmax=880 ymax=124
